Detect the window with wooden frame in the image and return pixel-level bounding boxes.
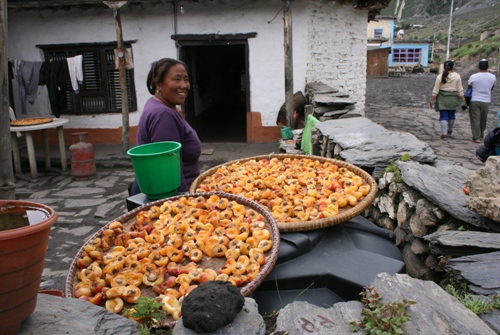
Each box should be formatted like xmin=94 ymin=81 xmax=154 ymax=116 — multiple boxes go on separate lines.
xmin=392 ymin=48 xmax=422 ymax=63
xmin=373 ymin=28 xmax=384 ymax=38
xmin=37 ymin=41 xmax=137 ymax=115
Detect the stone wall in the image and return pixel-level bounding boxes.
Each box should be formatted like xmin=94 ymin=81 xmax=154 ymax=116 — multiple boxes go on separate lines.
xmin=364 ymin=171 xmax=458 ymax=283
xmin=364 ymin=157 xmax=500 ymax=288
xmin=307 ymin=0 xmax=368 ymax=115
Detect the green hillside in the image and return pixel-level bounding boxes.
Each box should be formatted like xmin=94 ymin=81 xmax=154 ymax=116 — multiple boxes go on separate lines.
xmin=379 ymin=0 xmax=500 ymax=66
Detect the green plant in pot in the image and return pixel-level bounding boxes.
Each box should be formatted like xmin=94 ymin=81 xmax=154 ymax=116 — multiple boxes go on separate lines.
xmin=0 ymin=200 xmax=58 ymax=335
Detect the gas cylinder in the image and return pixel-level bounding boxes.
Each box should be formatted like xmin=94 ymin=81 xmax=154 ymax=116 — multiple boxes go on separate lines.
xmin=70 ymin=132 xmax=96 ymax=180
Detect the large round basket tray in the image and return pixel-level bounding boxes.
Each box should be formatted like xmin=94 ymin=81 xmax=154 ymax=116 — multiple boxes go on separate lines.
xmin=65 ymin=192 xmax=280 ymax=327
xmin=190 ymin=154 xmax=378 ymax=232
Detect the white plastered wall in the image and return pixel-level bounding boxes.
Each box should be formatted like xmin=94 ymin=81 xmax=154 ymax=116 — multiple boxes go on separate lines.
xmin=7 ymin=0 xmax=367 ymax=132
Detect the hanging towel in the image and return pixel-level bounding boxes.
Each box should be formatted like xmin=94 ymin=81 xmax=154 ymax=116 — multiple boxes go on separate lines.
xmin=67 ymin=55 xmax=84 ymax=94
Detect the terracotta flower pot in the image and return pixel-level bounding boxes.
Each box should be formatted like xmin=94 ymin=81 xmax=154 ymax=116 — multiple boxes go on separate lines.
xmin=0 ymin=200 xmax=58 ymax=335
xmin=38 ymin=289 xmax=65 ymax=298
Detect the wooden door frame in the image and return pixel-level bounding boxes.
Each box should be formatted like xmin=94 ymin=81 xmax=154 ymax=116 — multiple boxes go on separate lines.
xmin=173 ymin=33 xmax=255 ymax=128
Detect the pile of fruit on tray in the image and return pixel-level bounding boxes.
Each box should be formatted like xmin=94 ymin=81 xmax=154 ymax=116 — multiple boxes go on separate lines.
xmin=191 ymin=154 xmax=377 ymax=232
xmin=67 ymin=192 xmax=279 ymax=325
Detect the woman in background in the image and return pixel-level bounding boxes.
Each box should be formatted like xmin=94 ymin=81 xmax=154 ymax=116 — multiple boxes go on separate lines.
xmin=429 ymin=60 xmax=465 ymax=140
xmin=130 ymin=58 xmax=201 ymax=196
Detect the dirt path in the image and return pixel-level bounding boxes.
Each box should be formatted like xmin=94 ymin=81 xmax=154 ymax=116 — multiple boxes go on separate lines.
xmin=365 ymin=72 xmax=499 ymax=171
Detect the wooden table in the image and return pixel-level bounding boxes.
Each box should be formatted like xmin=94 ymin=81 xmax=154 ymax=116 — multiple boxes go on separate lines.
xmin=10 ymin=118 xmax=69 ymax=180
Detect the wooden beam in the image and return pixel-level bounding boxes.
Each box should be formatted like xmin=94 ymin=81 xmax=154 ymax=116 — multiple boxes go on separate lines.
xmin=0 ymin=0 xmax=16 ymax=199
xmin=104 ymin=1 xmax=130 ymax=154
xmin=283 ymin=0 xmax=294 ymax=129
xmin=171 ymin=33 xmax=257 ymax=42
xmin=7 ymin=0 xmax=174 ymax=8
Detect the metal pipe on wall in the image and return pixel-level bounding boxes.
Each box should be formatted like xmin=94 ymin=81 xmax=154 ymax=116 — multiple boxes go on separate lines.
xmin=446 ymin=0 xmax=454 ymax=60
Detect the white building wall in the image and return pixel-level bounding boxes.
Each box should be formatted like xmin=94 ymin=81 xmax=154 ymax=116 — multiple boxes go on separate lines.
xmin=7 ymin=0 xmax=367 ymax=132
xmin=307 ymin=0 xmax=368 ymax=115
xmin=173 ymin=0 xmax=308 ymax=127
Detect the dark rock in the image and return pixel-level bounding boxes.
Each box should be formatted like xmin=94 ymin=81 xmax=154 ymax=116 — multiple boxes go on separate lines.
xmin=338 ymin=111 xmax=362 ymax=119
xmin=424 ymin=231 xmax=500 ymax=256
xmin=398 ymin=161 xmax=486 ymax=229
xmin=371 ymin=273 xmax=496 ymax=335
xmin=445 ymin=251 xmax=500 ymax=295
xmin=313 ymin=95 xmax=356 ymax=106
xmin=274 ymin=273 xmax=496 ymax=335
xmin=305 ymin=81 xmax=339 ymax=94
xmin=181 ymin=281 xmax=245 ymax=333
xmin=19 ymin=294 xmax=140 ymax=335
xmin=480 ymin=310 xmax=500 ymax=334
xmin=173 ymin=298 xmax=265 ymax=335
xmin=402 ymin=244 xmax=437 ymax=281
xmin=315 ymin=117 xmax=436 ymax=167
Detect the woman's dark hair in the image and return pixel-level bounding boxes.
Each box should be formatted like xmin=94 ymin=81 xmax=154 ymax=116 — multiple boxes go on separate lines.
xmin=146 ymin=58 xmax=189 ymax=95
xmin=479 ymin=59 xmax=489 ymax=70
xmin=441 ymin=60 xmax=454 ymax=84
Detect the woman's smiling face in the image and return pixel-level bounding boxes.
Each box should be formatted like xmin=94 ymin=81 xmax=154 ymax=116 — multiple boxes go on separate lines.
xmin=157 ymin=63 xmax=190 ymax=109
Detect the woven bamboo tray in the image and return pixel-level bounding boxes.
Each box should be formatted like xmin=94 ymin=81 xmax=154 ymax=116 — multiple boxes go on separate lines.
xmin=190 ymin=154 xmax=378 ymax=232
xmin=65 ymin=192 xmax=280 ymax=327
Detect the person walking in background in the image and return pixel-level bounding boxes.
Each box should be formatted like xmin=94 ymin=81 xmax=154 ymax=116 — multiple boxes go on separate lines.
xmin=397 ymin=29 xmax=405 ymax=39
xmin=467 ymin=59 xmax=496 ymax=143
xmin=130 ymin=58 xmax=201 ymax=196
xmin=429 ymin=60 xmax=465 ymax=140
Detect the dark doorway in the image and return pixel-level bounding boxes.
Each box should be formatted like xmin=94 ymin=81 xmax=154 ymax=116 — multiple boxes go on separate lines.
xmin=180 ymin=42 xmax=248 ymax=142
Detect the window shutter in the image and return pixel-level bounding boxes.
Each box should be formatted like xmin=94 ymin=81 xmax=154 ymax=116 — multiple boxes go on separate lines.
xmin=40 ymin=43 xmax=136 ymax=115
xmin=81 ymin=50 xmax=106 ymax=112
xmin=82 ymin=51 xmax=102 ymax=91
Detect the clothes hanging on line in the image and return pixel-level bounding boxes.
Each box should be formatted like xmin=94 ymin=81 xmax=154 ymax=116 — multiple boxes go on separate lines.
xmin=39 ymin=60 xmax=71 ymax=118
xmin=67 ymin=55 xmax=84 ymax=94
xmin=10 ymin=59 xmax=43 ymax=115
xmin=9 ymin=55 xmax=84 ymax=118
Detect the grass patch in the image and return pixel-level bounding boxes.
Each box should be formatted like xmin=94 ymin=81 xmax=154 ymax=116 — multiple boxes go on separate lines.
xmin=382 ymin=154 xmax=410 ymax=183
xmin=446 ymin=281 xmax=500 ymax=315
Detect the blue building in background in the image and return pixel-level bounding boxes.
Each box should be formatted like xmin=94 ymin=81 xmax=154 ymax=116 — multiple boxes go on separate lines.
xmin=367 ymin=17 xmax=432 ymax=68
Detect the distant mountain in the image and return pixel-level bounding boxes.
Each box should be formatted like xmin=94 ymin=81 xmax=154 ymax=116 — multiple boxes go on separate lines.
xmin=381 ymin=0 xmax=498 ymax=22
xmin=379 ymin=0 xmax=500 ymax=66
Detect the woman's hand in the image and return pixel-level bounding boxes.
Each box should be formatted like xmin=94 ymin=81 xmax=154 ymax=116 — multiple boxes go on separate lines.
xmin=429 ymin=97 xmax=435 ymax=108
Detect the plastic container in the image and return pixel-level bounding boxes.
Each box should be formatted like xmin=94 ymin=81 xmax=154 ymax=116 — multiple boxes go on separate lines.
xmin=280 ymin=126 xmax=293 ymax=140
xmin=251 ymin=215 xmax=405 ymax=314
xmin=127 ymin=141 xmax=182 ymax=200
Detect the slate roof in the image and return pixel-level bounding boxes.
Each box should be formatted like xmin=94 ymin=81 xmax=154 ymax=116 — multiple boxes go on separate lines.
xmin=8 ymin=0 xmax=391 ymax=20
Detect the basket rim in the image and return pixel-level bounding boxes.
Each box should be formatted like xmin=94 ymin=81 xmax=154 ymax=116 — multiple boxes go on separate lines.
xmin=65 ymin=191 xmax=280 ymax=324
xmin=189 ymin=154 xmax=378 ymax=232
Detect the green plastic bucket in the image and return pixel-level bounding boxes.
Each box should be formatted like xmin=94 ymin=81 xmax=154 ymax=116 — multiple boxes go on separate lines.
xmin=280 ymin=126 xmax=293 ymax=140
xmin=127 ymin=141 xmax=182 ymax=200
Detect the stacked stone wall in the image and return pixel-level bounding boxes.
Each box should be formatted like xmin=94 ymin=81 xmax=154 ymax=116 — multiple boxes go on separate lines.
xmin=364 ymin=172 xmax=468 ymax=283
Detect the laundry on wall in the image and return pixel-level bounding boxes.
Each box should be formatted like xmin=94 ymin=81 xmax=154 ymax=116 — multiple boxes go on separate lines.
xmin=9 ymin=56 xmax=84 ymax=118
